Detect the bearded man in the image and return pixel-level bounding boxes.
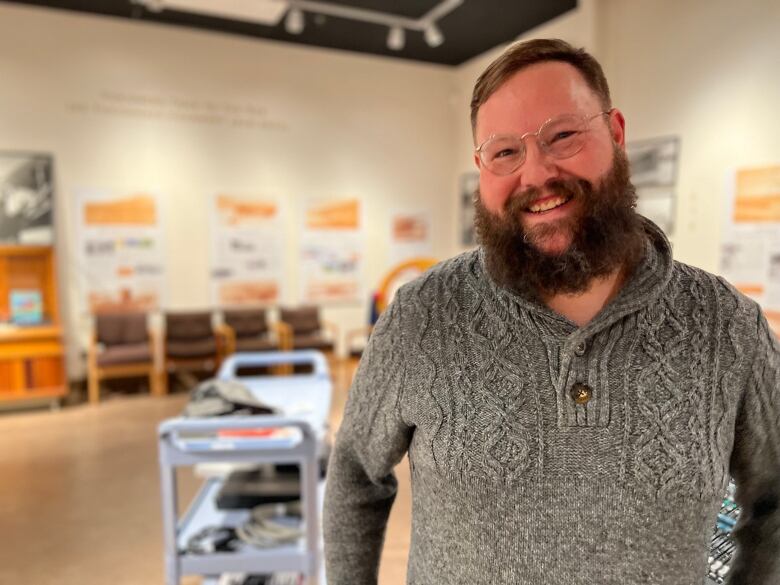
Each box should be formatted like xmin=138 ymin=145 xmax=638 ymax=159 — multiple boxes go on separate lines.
xmin=323 ymin=39 xmax=780 ymax=585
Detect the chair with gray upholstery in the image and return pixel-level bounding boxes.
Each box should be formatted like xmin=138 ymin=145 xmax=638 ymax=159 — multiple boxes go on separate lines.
xmin=163 ymin=311 xmax=220 ymax=392
xmin=278 ymin=306 xmax=338 ymax=354
xmin=219 ymin=308 xmax=280 ymax=355
xmin=87 ymin=312 xmax=160 ymax=404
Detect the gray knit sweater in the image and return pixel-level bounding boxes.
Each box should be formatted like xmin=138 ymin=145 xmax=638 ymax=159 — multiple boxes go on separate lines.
xmin=323 ymin=220 xmax=780 ymax=585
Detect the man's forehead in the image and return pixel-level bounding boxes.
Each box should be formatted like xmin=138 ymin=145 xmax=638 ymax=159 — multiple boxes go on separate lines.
xmin=475 ymin=61 xmax=600 ymax=140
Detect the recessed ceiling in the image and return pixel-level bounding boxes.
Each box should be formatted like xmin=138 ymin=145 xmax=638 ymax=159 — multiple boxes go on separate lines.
xmin=1 ymin=0 xmax=579 ymax=66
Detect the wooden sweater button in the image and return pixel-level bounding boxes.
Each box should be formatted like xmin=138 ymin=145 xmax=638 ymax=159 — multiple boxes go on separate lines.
xmin=570 ymin=383 xmax=592 ymax=405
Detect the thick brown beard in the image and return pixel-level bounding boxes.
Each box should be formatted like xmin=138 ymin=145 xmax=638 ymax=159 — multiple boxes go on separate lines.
xmin=474 ymin=147 xmax=647 ymax=300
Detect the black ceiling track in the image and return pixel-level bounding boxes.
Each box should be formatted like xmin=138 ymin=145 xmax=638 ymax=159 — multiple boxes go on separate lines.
xmin=0 ymin=0 xmax=578 ymax=66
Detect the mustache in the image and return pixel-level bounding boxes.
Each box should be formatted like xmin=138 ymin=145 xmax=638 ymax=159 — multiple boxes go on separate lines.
xmin=503 ymin=178 xmax=593 ymax=214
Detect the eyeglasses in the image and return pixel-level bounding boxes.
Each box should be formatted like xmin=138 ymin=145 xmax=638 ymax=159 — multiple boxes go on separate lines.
xmin=475 ymin=110 xmax=613 ymax=176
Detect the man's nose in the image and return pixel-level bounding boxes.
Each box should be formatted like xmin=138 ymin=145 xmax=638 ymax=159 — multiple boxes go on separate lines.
xmin=519 ymin=140 xmax=558 ymax=190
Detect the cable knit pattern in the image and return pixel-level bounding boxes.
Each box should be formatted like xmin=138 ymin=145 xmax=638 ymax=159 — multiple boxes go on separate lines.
xmin=323 ymin=219 xmax=780 ymax=585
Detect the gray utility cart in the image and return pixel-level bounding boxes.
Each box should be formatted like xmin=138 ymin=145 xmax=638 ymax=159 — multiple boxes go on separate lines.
xmin=158 ymin=351 xmax=331 ymax=585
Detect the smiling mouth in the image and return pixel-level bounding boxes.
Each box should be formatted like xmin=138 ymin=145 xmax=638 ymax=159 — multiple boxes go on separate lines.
xmin=526 ymin=195 xmax=573 ymax=214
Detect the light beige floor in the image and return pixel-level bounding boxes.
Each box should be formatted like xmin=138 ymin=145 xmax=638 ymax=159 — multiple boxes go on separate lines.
xmin=0 ymin=358 xmax=410 ymax=584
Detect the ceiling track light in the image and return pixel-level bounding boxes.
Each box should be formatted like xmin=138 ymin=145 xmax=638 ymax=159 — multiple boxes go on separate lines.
xmin=137 ymin=0 xmax=164 ymax=12
xmin=285 ymin=7 xmax=305 ymax=34
xmin=286 ymin=0 xmax=462 ymax=49
xmin=387 ymin=26 xmax=405 ymax=51
xmin=423 ymin=23 xmax=444 ymax=48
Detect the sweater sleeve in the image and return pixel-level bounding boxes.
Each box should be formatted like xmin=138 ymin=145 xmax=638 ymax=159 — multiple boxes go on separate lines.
xmin=727 ymin=309 xmax=780 ymax=584
xmin=323 ymin=293 xmax=414 ymax=585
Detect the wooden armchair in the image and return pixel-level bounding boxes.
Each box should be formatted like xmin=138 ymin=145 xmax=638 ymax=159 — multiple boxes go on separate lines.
xmin=217 ymin=308 xmax=280 ymax=355
xmin=87 ymin=312 xmax=160 ymax=404
xmin=278 ymin=306 xmax=339 ymax=354
xmin=162 ymin=311 xmax=220 ymax=393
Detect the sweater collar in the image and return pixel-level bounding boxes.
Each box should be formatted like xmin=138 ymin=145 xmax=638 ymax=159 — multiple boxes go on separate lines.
xmin=475 ymin=217 xmax=675 ymax=334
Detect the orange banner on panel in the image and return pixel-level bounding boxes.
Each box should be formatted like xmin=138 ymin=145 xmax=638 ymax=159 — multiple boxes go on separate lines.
xmin=84 ymin=195 xmax=157 ymax=226
xmin=217 ymin=195 xmax=277 ymax=226
xmin=218 ymin=281 xmax=279 ymax=305
xmin=306 ymin=281 xmax=358 ymax=302
xmin=306 ymin=199 xmax=359 ymax=230
xmin=88 ymin=289 xmax=159 ymax=313
xmin=733 ymin=166 xmax=780 ymax=223
xmin=735 ymin=283 xmax=765 ymax=297
xmin=393 ymin=215 xmax=428 ymax=242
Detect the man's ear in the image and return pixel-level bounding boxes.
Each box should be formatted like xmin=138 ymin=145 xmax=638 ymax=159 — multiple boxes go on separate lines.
xmin=609 ymin=108 xmax=626 ymax=148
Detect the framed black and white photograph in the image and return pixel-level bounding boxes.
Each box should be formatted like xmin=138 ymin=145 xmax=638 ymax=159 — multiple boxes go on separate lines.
xmin=460 ymin=172 xmax=479 ymax=247
xmin=627 ymin=136 xmax=680 ymax=187
xmin=0 ymin=151 xmax=54 ymax=244
xmin=627 ymin=137 xmax=680 ymax=236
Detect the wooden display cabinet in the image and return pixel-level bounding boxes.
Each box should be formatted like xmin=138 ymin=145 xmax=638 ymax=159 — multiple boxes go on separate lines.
xmin=0 ymin=245 xmax=66 ymax=406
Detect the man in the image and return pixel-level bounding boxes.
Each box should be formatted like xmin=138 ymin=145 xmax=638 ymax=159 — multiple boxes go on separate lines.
xmin=323 ymin=39 xmax=780 ymax=585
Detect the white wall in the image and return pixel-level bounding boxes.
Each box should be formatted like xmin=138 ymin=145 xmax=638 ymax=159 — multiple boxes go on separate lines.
xmin=0 ymin=3 xmax=458 ymax=377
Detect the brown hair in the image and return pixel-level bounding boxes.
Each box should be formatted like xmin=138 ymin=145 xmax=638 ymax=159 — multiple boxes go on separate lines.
xmin=470 ymin=38 xmax=612 ymax=137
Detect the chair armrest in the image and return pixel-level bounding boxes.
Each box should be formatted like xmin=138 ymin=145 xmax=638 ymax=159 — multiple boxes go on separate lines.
xmin=87 ymin=328 xmax=100 ymax=368
xmin=322 ymin=319 xmax=340 ymax=344
xmin=148 ymin=326 xmax=162 ymax=371
xmin=214 ymin=323 xmax=236 ymax=357
xmin=274 ymin=321 xmax=294 ymax=351
xmin=158 ymin=325 xmax=169 ymax=366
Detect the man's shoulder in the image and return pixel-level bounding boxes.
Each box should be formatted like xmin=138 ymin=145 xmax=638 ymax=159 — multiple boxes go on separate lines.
xmin=670 ymin=259 xmax=762 ymax=320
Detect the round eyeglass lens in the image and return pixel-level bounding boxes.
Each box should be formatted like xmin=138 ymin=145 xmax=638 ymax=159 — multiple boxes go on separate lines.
xmin=539 ymin=115 xmax=588 ymax=159
xmin=480 ymin=135 xmax=525 ymax=175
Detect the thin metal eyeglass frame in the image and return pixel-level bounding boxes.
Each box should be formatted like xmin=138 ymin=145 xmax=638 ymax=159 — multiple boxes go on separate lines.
xmin=475 ymin=109 xmax=615 ymax=176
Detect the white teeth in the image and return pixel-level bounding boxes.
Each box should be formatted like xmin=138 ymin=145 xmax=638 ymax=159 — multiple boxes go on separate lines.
xmin=528 ymin=196 xmax=570 ymax=213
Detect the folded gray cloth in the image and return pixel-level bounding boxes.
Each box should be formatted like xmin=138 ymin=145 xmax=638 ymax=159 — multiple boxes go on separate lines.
xmin=183 ymin=379 xmax=278 ymax=417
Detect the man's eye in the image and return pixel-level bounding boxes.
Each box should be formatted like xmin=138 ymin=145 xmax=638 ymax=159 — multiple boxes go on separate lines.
xmin=550 ymin=130 xmax=578 ymax=143
xmin=493 ymin=148 xmax=519 ymax=159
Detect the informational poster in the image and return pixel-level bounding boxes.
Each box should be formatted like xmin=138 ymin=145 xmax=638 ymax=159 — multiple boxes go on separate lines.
xmin=0 ymin=151 xmax=54 ymax=244
xmin=210 ymin=194 xmax=284 ymax=306
xmin=300 ymin=198 xmax=363 ymax=304
xmin=719 ymin=165 xmax=780 ymax=335
xmin=389 ymin=210 xmax=432 ymax=266
xmin=76 ymin=189 xmax=165 ymax=313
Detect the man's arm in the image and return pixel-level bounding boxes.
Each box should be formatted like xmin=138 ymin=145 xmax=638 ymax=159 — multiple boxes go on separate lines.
xmin=323 ymin=294 xmax=414 ymax=584
xmin=727 ymin=309 xmax=780 ymax=584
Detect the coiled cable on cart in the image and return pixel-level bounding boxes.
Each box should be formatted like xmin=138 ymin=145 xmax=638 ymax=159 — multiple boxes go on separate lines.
xmin=236 ymin=501 xmax=303 ymax=548
xmin=186 ymin=526 xmax=240 ymax=554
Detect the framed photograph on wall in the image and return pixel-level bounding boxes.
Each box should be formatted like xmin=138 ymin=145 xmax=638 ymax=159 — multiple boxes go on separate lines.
xmin=460 ymin=172 xmax=479 ymax=247
xmin=0 ymin=151 xmax=54 ymax=244
xmin=627 ymin=136 xmax=680 ymax=236
xmin=626 ymin=136 xmax=680 ymax=187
